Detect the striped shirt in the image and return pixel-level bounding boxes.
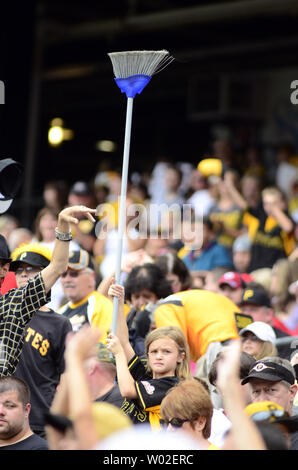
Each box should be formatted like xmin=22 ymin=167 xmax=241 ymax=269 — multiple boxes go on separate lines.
xmin=0 ymin=272 xmax=50 ymax=376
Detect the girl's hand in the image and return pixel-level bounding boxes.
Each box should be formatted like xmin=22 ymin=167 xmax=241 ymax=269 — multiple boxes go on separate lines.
xmin=106 ymin=333 xmax=123 ymax=356
xmin=108 ymin=283 xmax=125 ymax=299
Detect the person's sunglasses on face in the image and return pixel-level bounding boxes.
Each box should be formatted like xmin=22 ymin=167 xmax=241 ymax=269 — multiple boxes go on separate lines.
xmin=160 ymin=417 xmax=189 ymax=428
xmin=15 ymin=266 xmax=43 ymax=275
xmin=61 ymin=270 xmax=86 ymax=278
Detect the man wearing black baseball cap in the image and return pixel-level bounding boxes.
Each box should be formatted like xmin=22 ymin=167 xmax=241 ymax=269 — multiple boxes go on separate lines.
xmin=239 ymin=282 xmax=293 ymax=359
xmin=241 ymin=356 xmax=298 ymax=449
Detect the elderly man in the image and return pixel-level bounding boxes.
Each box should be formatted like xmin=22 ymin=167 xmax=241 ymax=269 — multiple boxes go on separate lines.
xmin=0 ymin=205 xmax=96 ymax=377
xmin=241 ymin=356 xmax=298 ymax=449
xmin=83 ymin=344 xmax=123 ymax=409
xmin=59 ymin=249 xmax=113 ymax=343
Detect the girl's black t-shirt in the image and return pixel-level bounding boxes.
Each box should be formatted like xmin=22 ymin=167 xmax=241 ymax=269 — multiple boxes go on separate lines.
xmin=120 ymin=355 xmax=179 ymax=425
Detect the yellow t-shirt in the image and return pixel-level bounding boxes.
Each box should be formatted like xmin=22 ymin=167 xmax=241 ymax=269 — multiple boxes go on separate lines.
xmin=154 ymin=290 xmax=239 ymax=362
xmin=58 ymin=291 xmax=113 ymax=344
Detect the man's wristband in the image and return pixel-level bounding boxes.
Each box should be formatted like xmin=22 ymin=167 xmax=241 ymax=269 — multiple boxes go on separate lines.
xmin=55 ymin=227 xmax=72 ymax=242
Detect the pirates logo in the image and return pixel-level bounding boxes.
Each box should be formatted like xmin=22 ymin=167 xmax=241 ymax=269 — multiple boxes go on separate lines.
xmin=243 ymin=289 xmax=254 ymax=301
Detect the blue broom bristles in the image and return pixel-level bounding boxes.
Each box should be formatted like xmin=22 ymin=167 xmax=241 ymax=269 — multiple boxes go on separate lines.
xmin=108 ymin=50 xmax=174 ymax=98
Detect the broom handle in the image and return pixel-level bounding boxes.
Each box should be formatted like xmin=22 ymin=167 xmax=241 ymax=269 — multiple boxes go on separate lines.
xmin=111 ymin=96 xmax=134 ymax=334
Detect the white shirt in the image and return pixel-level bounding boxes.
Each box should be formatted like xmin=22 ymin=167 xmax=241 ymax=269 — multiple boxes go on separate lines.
xmin=209 ymin=408 xmax=231 ymax=448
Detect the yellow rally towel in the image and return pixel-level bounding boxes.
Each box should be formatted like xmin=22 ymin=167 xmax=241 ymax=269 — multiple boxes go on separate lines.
xmin=146 ymin=405 xmax=162 ymax=432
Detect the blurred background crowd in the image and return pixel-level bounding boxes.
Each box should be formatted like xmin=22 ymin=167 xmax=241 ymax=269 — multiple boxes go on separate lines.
xmin=2 ymin=138 xmax=298 ymax=334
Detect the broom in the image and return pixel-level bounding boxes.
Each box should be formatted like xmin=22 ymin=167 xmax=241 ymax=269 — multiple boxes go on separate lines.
xmin=108 ymin=49 xmax=174 ymax=333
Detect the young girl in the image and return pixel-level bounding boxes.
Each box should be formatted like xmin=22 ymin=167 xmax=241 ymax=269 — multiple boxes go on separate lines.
xmin=106 ymin=282 xmax=191 ymax=431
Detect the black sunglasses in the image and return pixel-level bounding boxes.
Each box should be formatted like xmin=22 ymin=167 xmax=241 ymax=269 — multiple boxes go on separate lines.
xmin=61 ymin=270 xmax=83 ymax=278
xmin=15 ymin=266 xmax=42 ymax=275
xmin=160 ymin=418 xmax=188 ymax=428
xmin=241 ymin=334 xmax=260 ymax=342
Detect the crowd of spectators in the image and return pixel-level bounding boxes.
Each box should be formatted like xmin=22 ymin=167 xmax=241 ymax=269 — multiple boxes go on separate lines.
xmin=0 ymin=137 xmax=298 ymax=451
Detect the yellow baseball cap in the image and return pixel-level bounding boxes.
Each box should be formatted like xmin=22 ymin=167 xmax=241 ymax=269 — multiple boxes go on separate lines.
xmin=245 ymin=401 xmax=284 ymax=418
xmin=197 ymin=158 xmax=223 ymax=178
xmin=245 ymin=401 xmax=298 ymax=433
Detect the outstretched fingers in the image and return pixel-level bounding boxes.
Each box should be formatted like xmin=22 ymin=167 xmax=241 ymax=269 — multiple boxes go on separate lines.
xmin=60 ymin=205 xmax=97 ymax=224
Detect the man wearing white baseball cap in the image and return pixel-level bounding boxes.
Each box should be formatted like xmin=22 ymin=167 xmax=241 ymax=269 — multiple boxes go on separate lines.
xmin=239 ymin=321 xmax=277 ymax=361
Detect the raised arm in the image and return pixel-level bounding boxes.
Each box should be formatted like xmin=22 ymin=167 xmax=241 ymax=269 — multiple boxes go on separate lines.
xmin=216 ymin=339 xmax=266 ymax=450
xmin=268 ymin=204 xmax=294 ymax=233
xmin=41 ymin=205 xmax=96 ymax=293
xmin=63 ymin=325 xmax=102 ymax=450
xmin=108 ymin=282 xmax=135 ymax=362
xmin=223 ymin=172 xmax=248 ymax=211
xmin=97 ymin=272 xmax=115 ymax=297
xmin=45 ymin=372 xmax=71 ymax=450
xmin=106 ymin=333 xmax=138 ymax=399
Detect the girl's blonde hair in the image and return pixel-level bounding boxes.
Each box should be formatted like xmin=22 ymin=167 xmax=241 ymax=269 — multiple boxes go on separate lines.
xmin=144 ymin=326 xmax=191 ymax=379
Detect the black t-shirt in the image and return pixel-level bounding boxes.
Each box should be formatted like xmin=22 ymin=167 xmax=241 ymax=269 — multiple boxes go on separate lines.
xmin=247 ymin=204 xmax=295 ymax=271
xmin=95 ymin=384 xmax=124 ymax=409
xmin=0 ymin=433 xmax=48 ymax=450
xmin=121 ymin=355 xmax=179 ymax=425
xmin=14 ymin=309 xmax=72 ymax=434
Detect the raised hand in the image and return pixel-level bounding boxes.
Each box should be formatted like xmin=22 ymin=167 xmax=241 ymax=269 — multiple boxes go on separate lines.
xmin=216 ymin=339 xmax=242 ymax=394
xmin=108 ymin=282 xmax=125 ymax=300
xmin=106 ymin=332 xmax=123 ymax=356
xmin=58 ymin=205 xmax=96 ymax=225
